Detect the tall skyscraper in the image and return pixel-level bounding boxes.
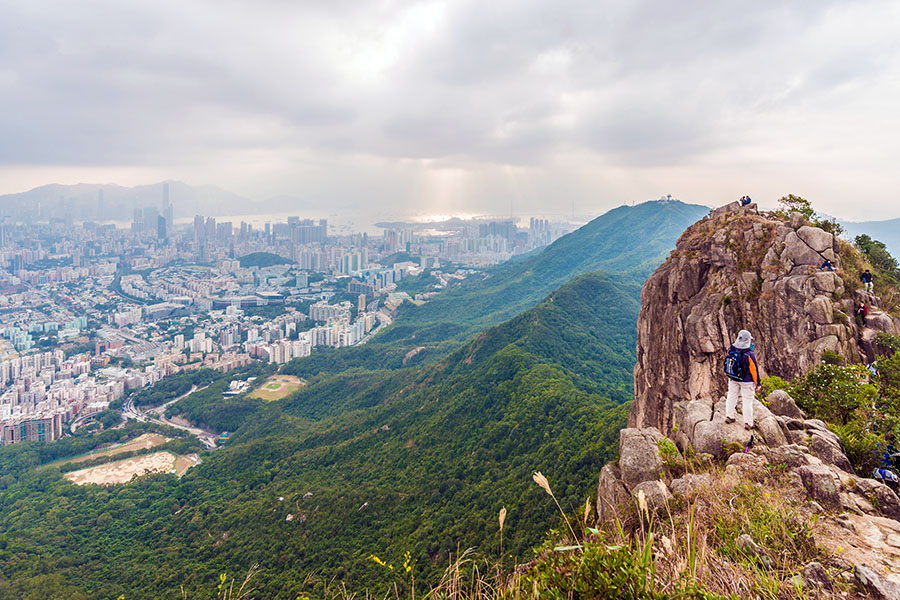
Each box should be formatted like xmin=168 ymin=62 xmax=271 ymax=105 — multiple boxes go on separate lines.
xmin=194 ymin=215 xmax=205 ymax=241
xmin=162 ymin=183 xmax=173 ymax=231
xmin=143 ymin=206 xmax=160 ymax=234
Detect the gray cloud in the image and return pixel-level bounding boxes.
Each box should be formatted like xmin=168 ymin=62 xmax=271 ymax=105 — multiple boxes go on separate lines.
xmin=0 ymin=0 xmax=899 ymax=220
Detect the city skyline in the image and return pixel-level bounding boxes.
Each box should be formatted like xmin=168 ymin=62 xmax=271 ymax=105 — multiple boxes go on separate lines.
xmin=2 ymin=2 xmax=900 ymax=221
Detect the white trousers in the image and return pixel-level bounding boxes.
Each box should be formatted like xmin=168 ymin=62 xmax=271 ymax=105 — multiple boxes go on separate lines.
xmin=726 ymin=380 xmax=755 ymax=426
xmin=865 ymin=282 xmax=874 ymax=292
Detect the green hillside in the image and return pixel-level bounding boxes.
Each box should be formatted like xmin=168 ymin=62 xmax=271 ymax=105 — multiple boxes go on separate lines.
xmin=387 ymin=200 xmax=706 ymax=344
xmin=238 ymin=251 xmax=294 ymax=268
xmin=0 ymin=272 xmax=638 ymax=599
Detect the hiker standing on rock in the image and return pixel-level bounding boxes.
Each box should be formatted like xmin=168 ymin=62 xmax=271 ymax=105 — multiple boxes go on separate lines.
xmin=723 ymin=330 xmax=760 ymax=431
xmin=861 ymin=269 xmax=874 ymax=293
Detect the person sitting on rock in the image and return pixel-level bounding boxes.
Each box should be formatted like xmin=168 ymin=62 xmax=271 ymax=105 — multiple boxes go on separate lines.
xmin=861 ymin=269 xmax=874 ymax=292
xmin=740 ymin=195 xmax=752 ymax=206
xmin=821 ymin=258 xmax=834 ymax=271
xmin=723 ymin=329 xmax=760 ymax=431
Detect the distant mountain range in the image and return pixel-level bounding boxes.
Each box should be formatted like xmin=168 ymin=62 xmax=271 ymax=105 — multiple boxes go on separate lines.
xmin=0 ymin=180 xmax=255 ymax=222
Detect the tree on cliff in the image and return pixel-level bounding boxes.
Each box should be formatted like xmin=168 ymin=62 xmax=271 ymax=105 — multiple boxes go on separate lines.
xmin=856 ymin=234 xmax=900 ymax=287
xmin=777 ymin=194 xmax=815 ymax=221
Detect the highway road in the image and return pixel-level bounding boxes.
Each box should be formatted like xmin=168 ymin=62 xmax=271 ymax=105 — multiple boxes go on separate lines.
xmin=122 ymin=384 xmax=219 ymax=449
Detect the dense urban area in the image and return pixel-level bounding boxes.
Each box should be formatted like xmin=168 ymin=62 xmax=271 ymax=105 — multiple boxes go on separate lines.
xmin=0 ymin=183 xmax=575 ymax=446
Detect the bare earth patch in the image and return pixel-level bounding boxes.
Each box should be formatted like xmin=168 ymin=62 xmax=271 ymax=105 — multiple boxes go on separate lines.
xmin=48 ymin=433 xmax=170 ymax=468
xmin=247 ymin=374 xmax=304 ymax=401
xmin=64 ymin=451 xmax=199 ymax=485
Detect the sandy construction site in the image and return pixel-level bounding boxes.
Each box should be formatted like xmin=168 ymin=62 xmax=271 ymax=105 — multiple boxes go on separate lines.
xmin=64 ymin=451 xmax=198 ymax=486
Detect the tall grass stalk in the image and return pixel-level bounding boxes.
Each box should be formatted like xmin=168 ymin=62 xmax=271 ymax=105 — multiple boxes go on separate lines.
xmin=532 ymin=471 xmax=580 ymax=550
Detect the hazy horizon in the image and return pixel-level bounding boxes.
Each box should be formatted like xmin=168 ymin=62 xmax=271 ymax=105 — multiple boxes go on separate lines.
xmin=3 ymin=2 xmax=900 ymax=221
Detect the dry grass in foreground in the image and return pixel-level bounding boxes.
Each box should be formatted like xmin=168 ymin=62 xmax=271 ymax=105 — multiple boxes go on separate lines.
xmin=185 ymin=463 xmax=878 ymax=600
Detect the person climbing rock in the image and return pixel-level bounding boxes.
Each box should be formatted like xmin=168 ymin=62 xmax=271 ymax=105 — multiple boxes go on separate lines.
xmin=861 ymin=269 xmax=874 ymax=292
xmin=821 ymin=258 xmax=834 ymax=271
xmin=856 ymin=302 xmax=868 ymax=327
xmin=723 ymin=329 xmax=760 ymax=430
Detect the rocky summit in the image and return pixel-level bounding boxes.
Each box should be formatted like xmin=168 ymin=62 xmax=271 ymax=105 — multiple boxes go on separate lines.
xmin=598 ymin=200 xmax=900 ymax=595
xmin=630 ymin=200 xmax=899 ymax=435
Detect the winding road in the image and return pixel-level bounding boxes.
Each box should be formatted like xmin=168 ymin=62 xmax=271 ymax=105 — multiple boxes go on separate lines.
xmin=122 ymin=384 xmax=219 ymax=449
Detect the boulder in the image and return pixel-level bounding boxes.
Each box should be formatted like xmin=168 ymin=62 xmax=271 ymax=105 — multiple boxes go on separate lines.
xmin=709 ymin=201 xmax=741 ymax=219
xmin=856 ymin=478 xmax=900 ymax=520
xmin=868 ymin=312 xmax=899 ymax=335
xmin=790 ymin=212 xmax=805 ymax=229
xmin=854 ymin=564 xmax=900 ymax=600
xmin=811 ymin=271 xmax=839 ymax=294
xmin=798 ymin=464 xmax=842 ymax=509
xmin=807 ymin=431 xmax=854 ymax=472
xmin=767 ymin=390 xmax=806 ymax=420
xmin=618 ymin=428 xmax=665 ymax=489
xmin=756 ymin=414 xmax=788 ymax=448
xmin=807 ymin=296 xmax=834 ymax=324
xmin=632 ymin=480 xmax=673 ymax=512
xmin=724 ymin=452 xmax=768 ymax=481
xmin=669 ymin=473 xmax=712 ymax=498
xmin=782 ymin=231 xmax=824 ymax=267
xmin=764 ymin=444 xmax=813 ymax=469
xmin=797 ymin=226 xmax=834 ymax=253
xmin=596 ymin=463 xmax=631 ymax=523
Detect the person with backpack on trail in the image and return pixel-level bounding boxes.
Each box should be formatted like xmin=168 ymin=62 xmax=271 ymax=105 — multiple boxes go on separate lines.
xmin=861 ymin=269 xmax=874 ymax=292
xmin=724 ymin=329 xmax=760 ymax=431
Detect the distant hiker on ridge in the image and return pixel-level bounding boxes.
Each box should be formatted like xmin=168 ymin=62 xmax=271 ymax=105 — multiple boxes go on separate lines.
xmin=861 ymin=269 xmax=874 ymax=292
xmin=723 ymin=329 xmax=760 ymax=431
xmin=740 ymin=195 xmax=752 ymax=206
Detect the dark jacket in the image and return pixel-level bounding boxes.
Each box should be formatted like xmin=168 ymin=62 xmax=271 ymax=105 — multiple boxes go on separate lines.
xmin=729 ymin=345 xmax=759 ymax=385
xmin=861 ymin=271 xmax=873 ymax=283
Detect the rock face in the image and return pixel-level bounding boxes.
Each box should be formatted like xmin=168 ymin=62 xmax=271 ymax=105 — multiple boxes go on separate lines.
xmin=629 ymin=202 xmax=899 ymax=434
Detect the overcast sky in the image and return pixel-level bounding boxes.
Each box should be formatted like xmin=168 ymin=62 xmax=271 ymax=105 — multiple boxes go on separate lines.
xmin=1 ymin=0 xmax=898 ymax=221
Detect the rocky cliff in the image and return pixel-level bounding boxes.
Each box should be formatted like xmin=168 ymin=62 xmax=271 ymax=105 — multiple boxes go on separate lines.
xmin=629 ymin=200 xmax=899 ymax=435
xmin=596 ymin=201 xmax=900 ymax=598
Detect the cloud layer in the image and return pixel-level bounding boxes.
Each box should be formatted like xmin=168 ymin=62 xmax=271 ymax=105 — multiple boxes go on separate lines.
xmin=1 ymin=0 xmax=898 ymax=220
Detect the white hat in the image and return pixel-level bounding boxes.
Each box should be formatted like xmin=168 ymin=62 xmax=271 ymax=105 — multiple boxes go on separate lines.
xmin=734 ymin=330 xmax=753 ymax=350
